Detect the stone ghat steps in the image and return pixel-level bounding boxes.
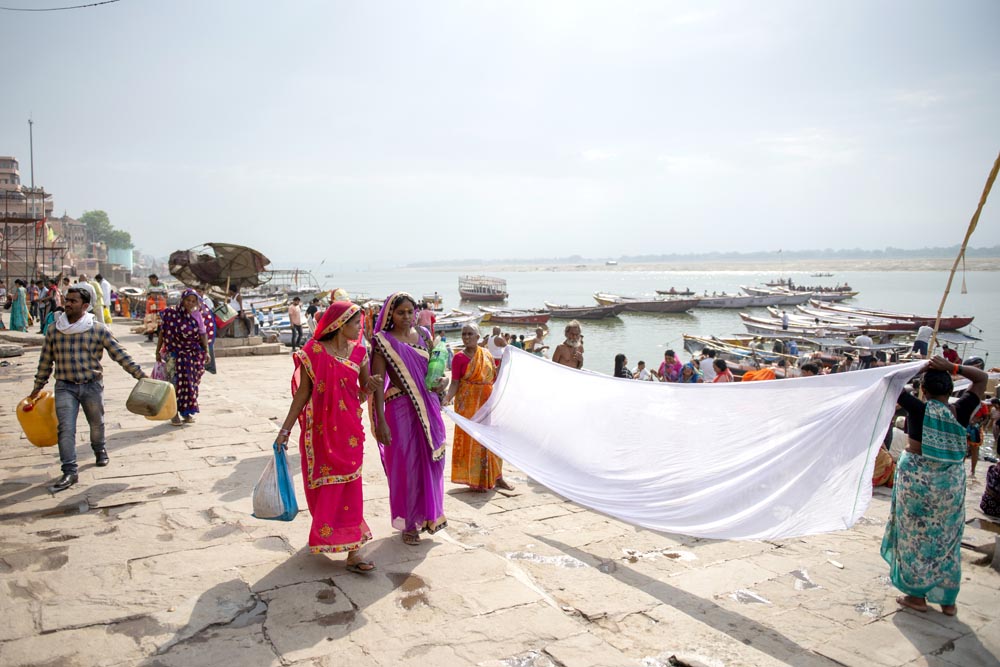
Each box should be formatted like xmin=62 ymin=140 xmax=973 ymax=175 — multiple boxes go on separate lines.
xmin=214 ymin=336 xmax=284 ymax=358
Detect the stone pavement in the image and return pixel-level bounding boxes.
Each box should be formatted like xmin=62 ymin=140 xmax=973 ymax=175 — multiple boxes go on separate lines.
xmin=1 ymin=323 xmax=998 ymax=667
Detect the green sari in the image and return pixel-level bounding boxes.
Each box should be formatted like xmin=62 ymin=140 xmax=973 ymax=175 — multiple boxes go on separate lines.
xmin=881 ymin=399 xmax=966 ymax=605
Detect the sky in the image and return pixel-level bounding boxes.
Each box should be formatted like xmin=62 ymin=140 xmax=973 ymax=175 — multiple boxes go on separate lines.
xmin=1 ymin=0 xmax=999 ymax=266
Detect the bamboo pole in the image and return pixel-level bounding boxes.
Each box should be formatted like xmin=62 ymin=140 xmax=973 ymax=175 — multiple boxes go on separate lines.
xmin=928 ymin=151 xmax=1000 ymax=356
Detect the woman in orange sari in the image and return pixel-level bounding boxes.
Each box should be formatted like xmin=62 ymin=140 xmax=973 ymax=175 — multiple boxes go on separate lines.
xmin=872 ymin=447 xmax=896 ymax=487
xmin=445 ymin=324 xmax=513 ymax=491
xmin=276 ymin=301 xmax=380 ymax=573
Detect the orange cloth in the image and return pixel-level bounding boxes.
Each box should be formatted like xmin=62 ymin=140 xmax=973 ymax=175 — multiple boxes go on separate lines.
xmin=872 ymin=448 xmax=896 ymax=487
xmin=450 ymin=346 xmax=502 ymax=490
xmin=741 ymin=368 xmax=776 ymax=382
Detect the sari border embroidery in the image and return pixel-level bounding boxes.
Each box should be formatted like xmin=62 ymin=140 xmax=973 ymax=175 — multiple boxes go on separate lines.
xmin=374 ymin=331 xmax=444 ymax=461
xmin=319 ymin=303 xmax=361 ymax=339
xmin=309 ymin=530 xmax=372 ymax=554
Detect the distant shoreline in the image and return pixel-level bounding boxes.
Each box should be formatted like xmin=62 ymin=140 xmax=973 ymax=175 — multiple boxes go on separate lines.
xmin=414 ymin=257 xmax=1000 ymax=273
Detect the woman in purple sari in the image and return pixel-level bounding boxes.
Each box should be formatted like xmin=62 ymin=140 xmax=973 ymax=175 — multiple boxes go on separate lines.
xmin=371 ymin=292 xmax=448 ymax=545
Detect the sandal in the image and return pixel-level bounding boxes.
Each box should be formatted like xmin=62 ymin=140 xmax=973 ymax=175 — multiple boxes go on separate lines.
xmin=495 ymin=477 xmax=515 ymax=491
xmin=345 ymin=559 xmax=376 ymax=574
xmin=896 ymin=595 xmax=928 ymax=613
xmin=183 ymin=415 xmax=195 ymax=423
xmin=170 ymin=415 xmax=183 ymax=426
xmin=941 ymin=605 xmax=958 ymax=617
xmin=401 ymin=531 xmax=420 ymax=546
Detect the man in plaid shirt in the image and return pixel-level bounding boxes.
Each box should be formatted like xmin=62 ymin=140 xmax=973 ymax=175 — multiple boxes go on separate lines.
xmin=30 ymin=287 xmax=147 ymax=492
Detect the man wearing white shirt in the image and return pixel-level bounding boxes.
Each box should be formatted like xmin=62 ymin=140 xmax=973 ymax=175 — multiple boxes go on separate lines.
xmin=699 ymin=348 xmax=718 ymax=382
xmin=912 ymin=325 xmax=933 ymax=357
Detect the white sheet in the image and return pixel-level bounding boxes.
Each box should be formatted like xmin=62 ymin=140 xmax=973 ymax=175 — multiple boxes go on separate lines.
xmin=447 ymin=348 xmax=922 ymax=540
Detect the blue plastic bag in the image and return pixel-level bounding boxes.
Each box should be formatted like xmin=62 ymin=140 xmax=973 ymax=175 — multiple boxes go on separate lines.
xmin=252 ymin=442 xmax=299 ymax=521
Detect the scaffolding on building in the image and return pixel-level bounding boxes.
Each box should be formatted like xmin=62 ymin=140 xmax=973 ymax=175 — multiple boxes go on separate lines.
xmin=1 ymin=188 xmax=67 ymax=284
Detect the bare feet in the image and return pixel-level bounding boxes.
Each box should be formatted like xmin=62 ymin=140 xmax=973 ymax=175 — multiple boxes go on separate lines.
xmin=896 ymin=595 xmax=928 ymax=612
xmin=495 ymin=477 xmax=515 ymax=491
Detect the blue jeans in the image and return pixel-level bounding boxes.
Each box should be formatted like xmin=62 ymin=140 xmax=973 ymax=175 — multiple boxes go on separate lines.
xmin=55 ymin=380 xmax=105 ymax=475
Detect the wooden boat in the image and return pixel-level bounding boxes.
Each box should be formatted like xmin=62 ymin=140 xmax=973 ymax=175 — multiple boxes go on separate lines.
xmin=696 ymin=293 xmax=789 ymax=308
xmin=421 ymin=293 xmax=444 ymax=311
xmin=739 ymin=312 xmax=862 ymax=337
xmin=792 ymin=304 xmax=919 ymax=331
xmin=767 ymin=306 xmax=905 ymax=332
xmin=739 ymin=285 xmax=812 ymax=305
xmin=479 ymin=306 xmax=550 ymax=325
xmin=459 ymin=275 xmax=508 ymax=301
xmin=811 ymin=272 xmax=834 ymax=277
xmin=436 ymin=309 xmax=480 ymax=332
xmin=654 ymin=288 xmax=696 ymax=296
xmin=682 ymin=334 xmax=799 ymax=366
xmin=593 ymin=292 xmax=699 ymax=313
xmin=790 ymin=288 xmax=857 ymax=302
xmin=807 ymin=300 xmax=974 ymax=331
xmin=543 ymin=302 xmax=626 ymax=319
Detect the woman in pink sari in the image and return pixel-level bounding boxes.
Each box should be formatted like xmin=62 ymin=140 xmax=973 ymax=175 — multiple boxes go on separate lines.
xmin=276 ymin=301 xmax=379 ymax=573
xmin=712 ymin=358 xmax=735 ymax=383
xmin=371 ymin=292 xmax=449 ymax=545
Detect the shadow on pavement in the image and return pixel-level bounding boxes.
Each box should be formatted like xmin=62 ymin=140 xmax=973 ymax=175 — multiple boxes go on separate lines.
xmin=140 ymin=537 xmax=437 ymax=666
xmin=537 ymin=534 xmax=827 ymax=666
xmin=891 ymin=606 xmax=995 ymax=665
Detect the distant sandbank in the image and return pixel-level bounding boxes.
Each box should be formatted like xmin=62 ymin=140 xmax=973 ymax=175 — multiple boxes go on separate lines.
xmin=420 ymin=257 xmax=1000 ymax=273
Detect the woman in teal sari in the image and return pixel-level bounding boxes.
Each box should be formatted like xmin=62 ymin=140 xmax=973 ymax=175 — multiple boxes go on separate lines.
xmin=882 ymin=356 xmax=987 ymax=616
xmin=9 ymin=279 xmax=30 ymax=332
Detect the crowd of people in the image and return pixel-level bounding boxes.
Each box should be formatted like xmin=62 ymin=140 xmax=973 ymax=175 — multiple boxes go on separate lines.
xmin=21 ymin=285 xmax=1000 ymax=616
xmin=1 ymin=273 xmax=128 ymax=333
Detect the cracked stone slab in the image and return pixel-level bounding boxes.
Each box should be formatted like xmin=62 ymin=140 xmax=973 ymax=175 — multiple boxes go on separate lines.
xmin=0 ymin=624 xmax=142 ymax=667
xmin=542 ymin=631 xmax=643 ymax=666
xmin=141 ymin=623 xmax=282 ymax=667
xmin=262 ymin=580 xmax=375 ymax=663
xmin=129 ymin=535 xmax=292 ymax=577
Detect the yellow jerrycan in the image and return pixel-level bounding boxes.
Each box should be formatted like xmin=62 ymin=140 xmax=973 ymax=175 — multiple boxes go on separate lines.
xmin=144 ymin=382 xmax=177 ymax=421
xmin=126 ymin=378 xmax=173 ymax=418
xmin=17 ymin=391 xmax=59 ymax=447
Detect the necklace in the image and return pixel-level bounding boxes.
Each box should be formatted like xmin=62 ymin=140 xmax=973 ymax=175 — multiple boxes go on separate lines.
xmin=327 ymin=338 xmax=351 ymax=358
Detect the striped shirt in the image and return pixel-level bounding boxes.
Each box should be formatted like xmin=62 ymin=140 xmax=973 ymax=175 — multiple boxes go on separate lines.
xmin=33 ymin=322 xmax=144 ymax=393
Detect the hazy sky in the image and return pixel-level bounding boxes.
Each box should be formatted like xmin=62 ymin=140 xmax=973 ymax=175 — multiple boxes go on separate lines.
xmin=2 ymin=0 xmax=999 ymax=266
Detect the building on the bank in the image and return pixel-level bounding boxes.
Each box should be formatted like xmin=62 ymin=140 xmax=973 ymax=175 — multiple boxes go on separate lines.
xmin=1 ymin=155 xmax=62 ymax=282
xmin=48 ymin=214 xmax=87 ymax=257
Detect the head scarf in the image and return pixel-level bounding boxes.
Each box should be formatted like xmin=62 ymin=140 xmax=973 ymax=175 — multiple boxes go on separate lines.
xmin=178 ymin=288 xmax=200 ymax=310
xmin=373 ymin=292 xmax=418 ymax=336
xmin=313 ymin=300 xmax=361 ymax=342
xmin=679 ymin=363 xmax=702 ymax=383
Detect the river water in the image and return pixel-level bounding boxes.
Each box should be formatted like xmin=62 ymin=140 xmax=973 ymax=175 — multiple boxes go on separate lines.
xmin=317 ymin=267 xmax=998 ymax=375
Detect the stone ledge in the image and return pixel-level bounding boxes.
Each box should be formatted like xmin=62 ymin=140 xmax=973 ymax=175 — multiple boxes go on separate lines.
xmin=0 ymin=330 xmax=44 ymax=346
xmin=215 ymin=336 xmax=263 ymax=349
xmin=1 ymin=342 xmax=24 ymax=357
xmin=214 ymin=343 xmax=283 ymax=358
